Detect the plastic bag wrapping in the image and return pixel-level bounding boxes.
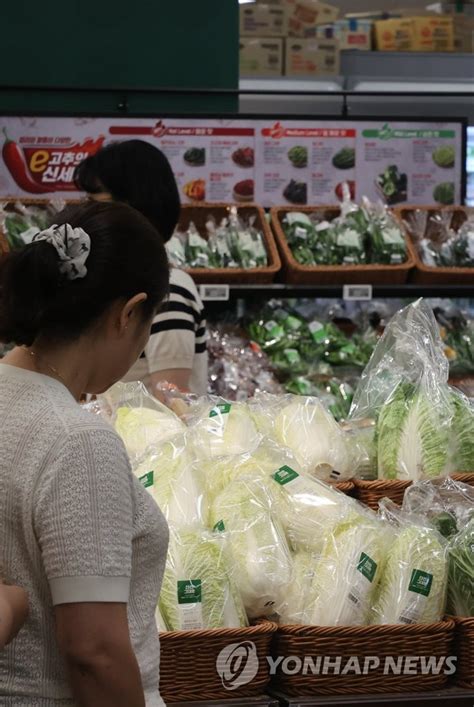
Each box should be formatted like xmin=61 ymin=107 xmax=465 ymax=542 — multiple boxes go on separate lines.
xmin=99 ymin=382 xmax=185 ymax=464
xmin=195 ymin=440 xmax=301 ymax=508
xmin=186 ymin=398 xmax=261 ymax=459
xmin=370 ymin=500 xmax=448 ymax=625
xmin=268 ymin=464 xmax=356 ymax=554
xmin=349 ymin=299 xmax=454 ymax=481
xmin=0 ymin=200 xmax=58 ymax=250
xmin=405 ymin=209 xmax=474 ymax=268
xmin=249 ymin=393 xmax=359 ymax=482
xmin=403 ymin=477 xmax=474 ymax=537
xmin=277 ymin=506 xmax=389 ymax=626
xmin=209 ymin=477 xmax=293 ymax=619
xmin=133 ymin=433 xmax=207 ymax=530
xmin=159 ymin=526 xmax=248 ymax=631
xmin=208 ymin=327 xmax=283 ymax=401
xmin=446 ymin=517 xmax=474 ymax=617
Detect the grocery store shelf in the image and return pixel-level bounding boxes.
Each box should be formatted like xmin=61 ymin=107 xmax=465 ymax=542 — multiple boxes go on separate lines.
xmin=202 ymin=284 xmax=474 ymax=301
xmin=271 ymin=687 xmax=474 ymax=706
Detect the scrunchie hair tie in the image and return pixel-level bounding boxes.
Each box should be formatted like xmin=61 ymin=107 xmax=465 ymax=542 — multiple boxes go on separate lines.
xmin=33 ymin=223 xmax=91 ymax=280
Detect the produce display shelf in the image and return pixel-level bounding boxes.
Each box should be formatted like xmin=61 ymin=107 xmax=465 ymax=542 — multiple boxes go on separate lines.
xmin=200 ymin=284 xmax=474 ymax=301
xmin=270 ymin=687 xmax=474 ymax=707
xmin=169 ymin=698 xmax=279 ymax=707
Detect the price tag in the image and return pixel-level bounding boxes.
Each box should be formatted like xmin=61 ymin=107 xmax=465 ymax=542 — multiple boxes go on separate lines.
xmin=343 ymin=284 xmax=373 ymax=301
xmin=199 ymin=284 xmax=230 ymax=301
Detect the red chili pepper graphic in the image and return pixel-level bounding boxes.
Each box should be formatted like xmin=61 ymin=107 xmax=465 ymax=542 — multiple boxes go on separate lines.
xmin=2 ymin=129 xmax=51 ymax=194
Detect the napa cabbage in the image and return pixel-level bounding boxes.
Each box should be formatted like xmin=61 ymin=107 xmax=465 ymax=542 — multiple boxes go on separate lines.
xmin=377 ymin=382 xmax=449 ymax=480
xmin=447 ymin=518 xmax=474 ymax=617
xmin=133 ymin=434 xmax=206 ymax=529
xmin=273 ymin=397 xmax=355 ymax=482
xmin=210 ymin=478 xmax=293 ymax=618
xmin=449 ymin=393 xmax=474 ymax=473
xmin=189 ymin=402 xmax=260 ymax=459
xmin=270 ymin=465 xmax=354 ymax=553
xmin=115 ymin=405 xmax=184 ymax=460
xmin=278 ymin=512 xmax=388 ymax=626
xmin=159 ymin=527 xmax=247 ymax=630
xmin=371 ymin=523 xmax=448 ymax=625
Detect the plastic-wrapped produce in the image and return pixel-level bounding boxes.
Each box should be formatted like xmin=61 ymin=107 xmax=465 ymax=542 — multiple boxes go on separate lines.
xmin=209 ymin=478 xmax=293 ymax=618
xmin=447 ymin=518 xmax=474 ymax=617
xmin=102 ymin=382 xmax=185 ymax=464
xmin=403 ymin=476 xmax=474 ymax=537
xmin=251 ymin=393 xmax=356 ymax=482
xmin=278 ymin=507 xmax=389 ymax=626
xmin=188 ymin=399 xmax=261 ymax=459
xmin=269 ymin=465 xmax=355 ymax=553
xmin=371 ymin=501 xmax=448 ymax=625
xmin=133 ymin=433 xmax=206 ymax=529
xmin=159 ymin=526 xmax=247 ymax=630
xmin=404 ymin=209 xmax=474 ymax=268
xmin=350 ymin=300 xmax=454 ymax=481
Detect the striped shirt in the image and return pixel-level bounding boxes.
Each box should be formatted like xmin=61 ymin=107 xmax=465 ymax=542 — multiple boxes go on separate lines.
xmin=124 ymin=268 xmax=208 ymax=395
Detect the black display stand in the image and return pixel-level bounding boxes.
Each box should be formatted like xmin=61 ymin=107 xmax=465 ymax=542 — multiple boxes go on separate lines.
xmin=270 ymin=687 xmax=474 ymax=707
xmin=170 ymin=697 xmax=279 ymax=707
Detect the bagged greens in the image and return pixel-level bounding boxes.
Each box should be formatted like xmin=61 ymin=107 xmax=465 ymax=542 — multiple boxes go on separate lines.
xmin=209 ymin=478 xmax=293 ymax=618
xmin=133 ymin=434 xmax=206 ymax=529
xmin=159 ymin=526 xmax=247 ymax=631
xmin=278 ymin=509 xmax=389 ymax=626
xmin=447 ymin=518 xmax=474 ymax=617
xmin=371 ymin=502 xmax=448 ymax=625
xmin=188 ymin=400 xmax=261 ymax=459
xmin=350 ymin=300 xmax=454 ymax=481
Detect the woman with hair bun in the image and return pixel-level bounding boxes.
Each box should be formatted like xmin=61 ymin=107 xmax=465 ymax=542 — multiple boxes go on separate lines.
xmin=0 ymin=201 xmax=170 ymax=706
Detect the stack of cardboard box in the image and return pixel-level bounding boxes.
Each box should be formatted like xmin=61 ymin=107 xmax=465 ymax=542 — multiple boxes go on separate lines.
xmin=239 ymin=1 xmax=473 ymax=78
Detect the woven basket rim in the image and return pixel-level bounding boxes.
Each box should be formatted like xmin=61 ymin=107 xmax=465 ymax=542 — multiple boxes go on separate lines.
xmin=394 ymin=205 xmax=474 ymax=277
xmin=448 ymin=614 xmax=474 ymax=627
xmin=354 ymin=478 xmax=412 ymax=490
xmin=270 ymin=205 xmax=417 ymax=274
xmin=160 ymin=619 xmax=278 ymax=640
xmin=277 ymin=618 xmax=455 ymax=637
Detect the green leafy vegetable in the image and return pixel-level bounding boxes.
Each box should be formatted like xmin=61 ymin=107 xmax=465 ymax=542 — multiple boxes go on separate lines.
xmin=371 ymin=524 xmax=447 ymax=625
xmin=447 ymin=518 xmax=474 ymax=617
xmin=433 ymin=145 xmax=455 ymax=169
xmin=159 ymin=527 xmax=247 ymax=630
xmin=377 ymin=382 xmax=449 ymax=480
xmin=433 ymin=182 xmax=455 ymax=206
xmin=115 ymin=405 xmax=185 ymax=460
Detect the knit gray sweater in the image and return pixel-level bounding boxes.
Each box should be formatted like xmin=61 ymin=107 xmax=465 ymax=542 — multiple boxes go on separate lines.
xmin=0 ymin=364 xmax=168 ymax=706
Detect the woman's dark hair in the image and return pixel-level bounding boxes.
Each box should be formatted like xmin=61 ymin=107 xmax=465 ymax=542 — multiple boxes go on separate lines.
xmin=74 ymin=140 xmax=180 ymax=242
xmin=0 ymin=201 xmax=169 ymax=347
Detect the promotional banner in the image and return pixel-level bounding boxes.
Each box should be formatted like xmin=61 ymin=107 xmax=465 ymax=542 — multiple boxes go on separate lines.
xmin=0 ymin=116 xmax=465 ymax=207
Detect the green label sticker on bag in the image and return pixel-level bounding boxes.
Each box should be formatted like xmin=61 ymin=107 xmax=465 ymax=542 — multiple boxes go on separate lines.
xmin=139 ymin=470 xmax=154 ymax=489
xmin=209 ymin=403 xmax=231 ymax=418
xmin=408 ymin=569 xmax=433 ymax=597
xmin=213 ymin=520 xmax=225 ymax=532
xmin=309 ymin=321 xmax=326 ymax=342
xmin=177 ymin=580 xmax=202 ymax=604
xmin=357 ymin=552 xmax=377 ymax=583
xmin=273 ymin=465 xmax=299 ymax=485
xmin=284 ymin=348 xmax=301 ymax=364
xmin=285 ymin=315 xmax=303 ymax=331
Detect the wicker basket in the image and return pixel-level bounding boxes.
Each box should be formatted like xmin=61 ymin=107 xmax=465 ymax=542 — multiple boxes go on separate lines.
xmin=395 ymin=206 xmax=474 ymax=285
xmin=452 ymin=616 xmax=474 ymax=689
xmin=178 ymin=203 xmax=281 ymax=284
xmin=272 ymin=620 xmax=455 ymax=696
xmin=354 ymin=474 xmax=474 ymax=511
xmin=333 ymin=480 xmax=356 ymax=496
xmin=159 ymin=621 xmax=278 ymax=702
xmin=270 ymin=206 xmax=416 ymax=285
xmin=354 ymin=478 xmax=411 ymax=511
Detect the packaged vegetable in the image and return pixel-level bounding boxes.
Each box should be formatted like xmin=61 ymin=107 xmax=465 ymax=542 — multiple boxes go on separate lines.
xmin=447 ymin=518 xmax=474 ymax=617
xmin=159 ymin=526 xmax=247 ymax=630
xmin=371 ymin=501 xmax=448 ymax=625
xmin=188 ymin=399 xmax=261 ymax=459
xmin=209 ymin=478 xmax=293 ymax=618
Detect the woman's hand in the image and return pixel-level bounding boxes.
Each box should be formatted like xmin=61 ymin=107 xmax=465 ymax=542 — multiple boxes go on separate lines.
xmin=0 ymin=582 xmax=29 ymax=648
xmin=55 ymin=602 xmax=146 ymax=707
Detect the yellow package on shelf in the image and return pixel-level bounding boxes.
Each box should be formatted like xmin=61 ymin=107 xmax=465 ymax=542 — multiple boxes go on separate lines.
xmin=240 ymin=3 xmax=288 ymax=37
xmin=240 ymin=37 xmax=284 ymax=76
xmin=285 ymin=37 xmax=340 ymax=76
xmin=286 ymin=0 xmax=340 ymax=37
xmin=411 ymin=15 xmax=454 ymax=52
xmin=374 ymin=18 xmax=414 ymax=51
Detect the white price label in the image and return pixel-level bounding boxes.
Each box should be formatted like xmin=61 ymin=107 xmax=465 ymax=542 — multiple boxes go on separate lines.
xmin=199 ymin=284 xmax=230 ymax=301
xmin=343 ymin=284 xmax=373 ymax=301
